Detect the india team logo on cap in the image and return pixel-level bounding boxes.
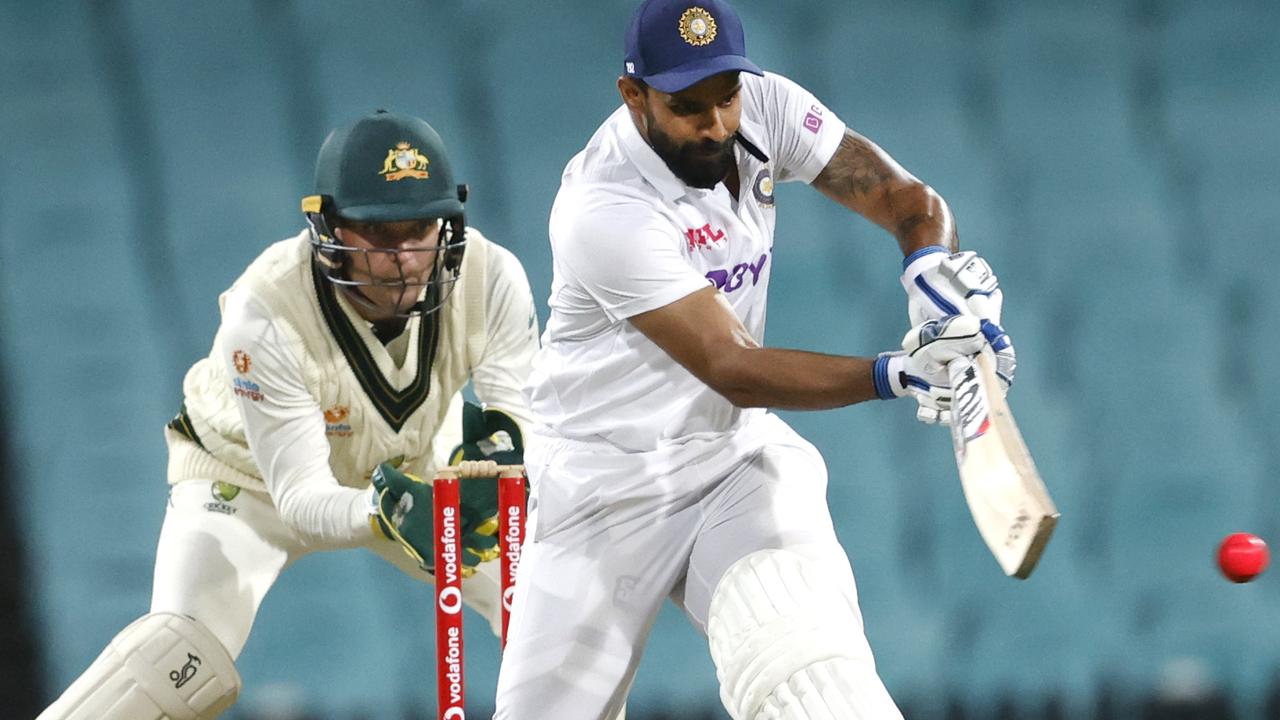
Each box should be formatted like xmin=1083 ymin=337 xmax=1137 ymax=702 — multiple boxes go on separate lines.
xmin=380 ymin=141 xmax=430 ymax=182
xmin=678 ymin=6 xmax=717 ymax=46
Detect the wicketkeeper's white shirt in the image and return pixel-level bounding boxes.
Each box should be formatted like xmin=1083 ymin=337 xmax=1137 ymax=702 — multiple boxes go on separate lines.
xmin=526 ymin=71 xmax=846 ymax=453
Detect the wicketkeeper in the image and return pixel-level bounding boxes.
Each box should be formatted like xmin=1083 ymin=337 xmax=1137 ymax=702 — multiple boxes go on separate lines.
xmin=39 ymin=110 xmax=536 ymax=720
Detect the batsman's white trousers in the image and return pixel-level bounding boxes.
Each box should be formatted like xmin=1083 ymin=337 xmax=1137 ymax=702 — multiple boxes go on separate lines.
xmin=151 ymin=479 xmax=503 ymax=660
xmin=493 ymin=413 xmax=897 ymax=719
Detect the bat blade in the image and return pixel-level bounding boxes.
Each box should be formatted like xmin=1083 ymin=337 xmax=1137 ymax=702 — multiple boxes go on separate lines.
xmin=948 ymin=350 xmax=1059 ymax=579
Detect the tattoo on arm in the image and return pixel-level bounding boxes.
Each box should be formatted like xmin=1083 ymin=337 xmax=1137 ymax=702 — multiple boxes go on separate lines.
xmin=896 ymin=213 xmax=933 ymax=241
xmin=813 ymin=128 xmax=956 ymax=253
xmin=898 ymin=212 xmax=958 ymax=251
xmin=813 ymin=131 xmax=894 ymax=199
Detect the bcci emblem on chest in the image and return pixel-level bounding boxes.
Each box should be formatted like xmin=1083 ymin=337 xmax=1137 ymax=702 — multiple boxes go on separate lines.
xmin=752 ymin=169 xmax=774 ymax=208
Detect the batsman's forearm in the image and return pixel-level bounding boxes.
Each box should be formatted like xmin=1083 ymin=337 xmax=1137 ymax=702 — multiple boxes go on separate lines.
xmin=706 ymin=347 xmax=881 ymax=410
xmin=810 ymin=129 xmax=957 ymax=255
xmin=892 ymin=183 xmax=958 ymax=256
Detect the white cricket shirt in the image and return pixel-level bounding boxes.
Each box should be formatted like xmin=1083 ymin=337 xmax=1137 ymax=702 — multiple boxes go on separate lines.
xmin=526 ymin=72 xmax=846 ymax=452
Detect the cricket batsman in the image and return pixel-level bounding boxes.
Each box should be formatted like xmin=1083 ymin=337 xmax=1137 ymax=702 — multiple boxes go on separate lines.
xmin=38 ymin=110 xmax=537 ymax=719
xmin=494 ymin=1 xmax=1016 ymax=718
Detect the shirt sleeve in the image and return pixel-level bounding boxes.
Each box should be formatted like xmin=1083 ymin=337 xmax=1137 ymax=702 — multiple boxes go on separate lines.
xmin=555 ymin=197 xmax=710 ymax=323
xmin=470 ymin=242 xmax=540 ymax=428
xmin=751 ymin=71 xmax=847 ymax=185
xmin=220 ymin=289 xmax=373 ymax=548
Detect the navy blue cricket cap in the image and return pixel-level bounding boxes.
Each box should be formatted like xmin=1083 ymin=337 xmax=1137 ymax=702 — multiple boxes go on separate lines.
xmin=623 ymin=0 xmax=763 ymax=94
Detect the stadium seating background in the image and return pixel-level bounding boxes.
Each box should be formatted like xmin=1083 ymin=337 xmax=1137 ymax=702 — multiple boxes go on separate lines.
xmin=2 ymin=1 xmax=1278 ymax=717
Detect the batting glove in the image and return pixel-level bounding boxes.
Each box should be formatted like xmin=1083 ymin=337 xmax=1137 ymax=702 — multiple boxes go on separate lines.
xmin=874 ymin=315 xmax=989 ymax=425
xmin=901 ymin=247 xmax=1016 ymax=391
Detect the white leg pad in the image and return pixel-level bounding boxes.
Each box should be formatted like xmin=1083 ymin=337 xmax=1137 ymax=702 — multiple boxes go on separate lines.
xmin=707 ymin=550 xmax=901 ymax=720
xmin=755 ymin=659 xmax=900 ymax=720
xmin=38 ymin=612 xmax=241 ymax=720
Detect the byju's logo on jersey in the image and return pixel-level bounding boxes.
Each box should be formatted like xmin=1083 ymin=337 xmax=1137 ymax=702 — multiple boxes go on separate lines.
xmin=324 ymin=405 xmax=353 ymax=437
xmin=686 ymin=223 xmax=726 ymax=251
xmin=706 ymin=252 xmax=769 ymax=293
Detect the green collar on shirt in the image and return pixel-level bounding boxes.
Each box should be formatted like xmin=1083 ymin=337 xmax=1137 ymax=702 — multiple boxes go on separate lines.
xmin=311 ymin=260 xmax=441 ymax=432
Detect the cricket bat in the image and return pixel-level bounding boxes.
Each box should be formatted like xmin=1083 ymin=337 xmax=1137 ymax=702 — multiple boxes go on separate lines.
xmin=947 ymin=349 xmax=1058 ymax=579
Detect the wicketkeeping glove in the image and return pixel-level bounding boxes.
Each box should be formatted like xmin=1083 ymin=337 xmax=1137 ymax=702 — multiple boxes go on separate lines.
xmin=370 ymin=462 xmax=492 ymax=574
xmin=873 ymin=315 xmax=989 ymax=425
xmin=447 ymin=402 xmax=526 ymax=564
xmin=901 ymin=247 xmax=1016 ymax=391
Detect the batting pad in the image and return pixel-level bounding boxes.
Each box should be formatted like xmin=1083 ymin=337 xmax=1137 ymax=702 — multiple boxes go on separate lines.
xmin=38 ymin=612 xmax=240 ymax=720
xmin=706 ymin=549 xmax=901 ymax=720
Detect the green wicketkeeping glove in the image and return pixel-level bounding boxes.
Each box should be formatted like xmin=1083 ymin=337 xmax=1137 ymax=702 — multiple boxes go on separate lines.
xmin=448 ymin=402 xmax=525 ymax=563
xmin=370 ymin=462 xmax=490 ymax=573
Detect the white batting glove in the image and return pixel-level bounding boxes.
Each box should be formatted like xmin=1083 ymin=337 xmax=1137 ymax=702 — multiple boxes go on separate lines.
xmin=901 ymin=247 xmax=1016 ymax=391
xmin=874 ymin=315 xmax=988 ymax=425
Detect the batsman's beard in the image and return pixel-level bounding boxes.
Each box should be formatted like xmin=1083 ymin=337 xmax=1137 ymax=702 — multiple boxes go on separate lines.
xmin=646 ymin=113 xmax=735 ymax=189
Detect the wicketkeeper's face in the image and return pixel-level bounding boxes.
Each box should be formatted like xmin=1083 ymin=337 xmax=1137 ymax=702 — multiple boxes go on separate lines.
xmin=334 ymin=218 xmax=442 ymax=317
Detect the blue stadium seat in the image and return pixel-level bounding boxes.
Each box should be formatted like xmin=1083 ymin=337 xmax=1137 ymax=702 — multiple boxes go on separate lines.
xmin=0 ymin=0 xmax=175 ymax=688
